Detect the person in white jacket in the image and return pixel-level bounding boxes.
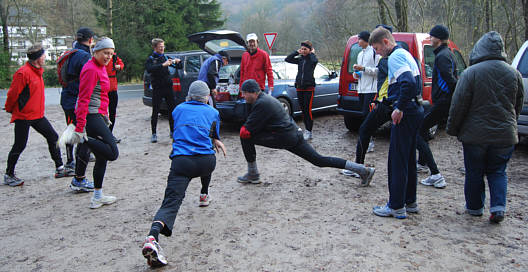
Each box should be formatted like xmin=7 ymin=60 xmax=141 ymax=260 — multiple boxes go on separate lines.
xmin=353 ymin=31 xmax=380 ymax=152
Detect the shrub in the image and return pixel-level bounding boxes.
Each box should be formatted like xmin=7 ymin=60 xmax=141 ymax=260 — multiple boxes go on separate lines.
xmin=43 ymin=67 xmax=60 ymax=87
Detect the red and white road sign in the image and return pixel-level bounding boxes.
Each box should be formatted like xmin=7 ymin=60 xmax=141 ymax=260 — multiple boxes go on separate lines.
xmin=263 ymin=33 xmax=277 ymax=51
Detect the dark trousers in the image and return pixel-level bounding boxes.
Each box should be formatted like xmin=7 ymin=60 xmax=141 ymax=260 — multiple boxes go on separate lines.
xmin=241 ymin=130 xmax=346 ymax=169
xmin=296 ymin=89 xmax=314 ymax=131
xmin=388 ymin=109 xmax=424 ymax=210
xmin=63 ymin=109 xmax=77 ymax=164
xmin=6 ymin=117 xmax=63 ymax=175
xmin=416 ymin=102 xmax=450 ymax=174
xmin=358 ymin=93 xmax=376 ymax=118
xmin=151 ymin=85 xmax=175 ymax=135
xmin=153 ymin=154 xmax=216 ymax=237
xmin=108 ymin=91 xmax=118 ymax=132
xmin=355 ymin=102 xmax=392 ymax=164
xmin=463 ymin=144 xmax=513 ymax=213
xmin=76 ymin=114 xmax=118 ymax=188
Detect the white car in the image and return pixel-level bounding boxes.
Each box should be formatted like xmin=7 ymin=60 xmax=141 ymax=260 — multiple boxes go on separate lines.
xmin=511 ymin=41 xmax=528 ymax=136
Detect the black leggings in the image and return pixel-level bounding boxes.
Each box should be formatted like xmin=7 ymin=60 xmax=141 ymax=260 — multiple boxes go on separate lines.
xmin=76 ymin=114 xmax=118 ymax=188
xmin=297 ymin=89 xmax=314 ymax=131
xmin=355 ymin=102 xmax=392 ymax=164
xmin=6 ymin=117 xmax=63 ymax=175
xmin=416 ymin=102 xmax=449 ymax=175
xmin=151 ymin=85 xmax=175 ymax=135
xmin=358 ymin=93 xmax=376 ymax=118
xmin=108 ymin=91 xmax=118 ymax=132
xmin=153 ymin=154 xmax=216 ymax=237
xmin=241 ymin=130 xmax=346 ymax=168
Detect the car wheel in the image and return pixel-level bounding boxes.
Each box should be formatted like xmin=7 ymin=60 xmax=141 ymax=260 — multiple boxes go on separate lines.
xmin=277 ymin=97 xmax=292 ymax=116
xmin=428 ymin=124 xmax=438 ymax=139
xmin=344 ymin=114 xmax=361 ymax=131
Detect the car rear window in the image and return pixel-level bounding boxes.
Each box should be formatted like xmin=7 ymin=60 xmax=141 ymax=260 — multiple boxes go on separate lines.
xmin=517 ymin=49 xmax=528 ymax=78
xmin=185 ymin=55 xmax=201 ymax=73
xmin=423 ymin=45 xmax=434 ymax=78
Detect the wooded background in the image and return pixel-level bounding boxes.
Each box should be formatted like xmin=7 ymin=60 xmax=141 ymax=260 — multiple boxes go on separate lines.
xmin=1 ymin=0 xmax=527 ymax=87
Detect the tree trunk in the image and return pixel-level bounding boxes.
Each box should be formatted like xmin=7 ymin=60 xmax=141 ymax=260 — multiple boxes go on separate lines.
xmin=485 ymin=0 xmax=490 ymax=32
xmin=0 ymin=0 xmax=9 ymax=52
xmin=107 ymin=0 xmax=113 ymax=36
xmin=377 ymin=0 xmax=387 ymax=25
xmin=395 ymin=0 xmax=408 ymax=32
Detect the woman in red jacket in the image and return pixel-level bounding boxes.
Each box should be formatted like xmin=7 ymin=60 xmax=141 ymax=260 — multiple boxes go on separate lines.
xmin=4 ymin=44 xmax=70 ymax=186
xmin=105 ymin=53 xmax=124 ymax=141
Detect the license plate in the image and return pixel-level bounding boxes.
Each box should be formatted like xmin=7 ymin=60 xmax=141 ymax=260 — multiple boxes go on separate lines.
xmin=348 ymin=83 xmax=357 ymax=91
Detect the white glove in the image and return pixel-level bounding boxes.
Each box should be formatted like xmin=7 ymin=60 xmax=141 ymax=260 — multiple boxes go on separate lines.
xmin=58 ymin=124 xmax=88 ymax=147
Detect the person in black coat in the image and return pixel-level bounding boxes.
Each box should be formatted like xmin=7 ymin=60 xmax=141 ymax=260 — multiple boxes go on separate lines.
xmin=285 ymin=40 xmax=318 ymax=140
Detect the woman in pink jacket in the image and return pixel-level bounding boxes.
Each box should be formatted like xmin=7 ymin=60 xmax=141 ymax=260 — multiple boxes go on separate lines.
xmin=68 ymin=37 xmax=119 ymax=209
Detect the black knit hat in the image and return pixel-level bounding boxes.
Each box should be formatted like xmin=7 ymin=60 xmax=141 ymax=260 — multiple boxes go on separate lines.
xmin=430 ymin=25 xmax=449 ymax=40
xmin=358 ymin=31 xmax=370 ymax=42
xmin=241 ymin=79 xmax=261 ymax=93
xmin=375 ymin=24 xmax=393 ymax=33
xmin=76 ymin=27 xmax=95 ymax=40
xmin=218 ymin=50 xmax=231 ymax=62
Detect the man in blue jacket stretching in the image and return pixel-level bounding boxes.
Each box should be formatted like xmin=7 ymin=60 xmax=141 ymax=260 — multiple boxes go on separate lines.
xmin=369 ymin=27 xmax=424 ymax=219
xmin=197 ymin=50 xmax=230 ymax=107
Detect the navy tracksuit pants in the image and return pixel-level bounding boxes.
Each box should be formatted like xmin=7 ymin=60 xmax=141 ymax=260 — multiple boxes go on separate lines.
xmin=388 ymin=108 xmax=424 ymax=210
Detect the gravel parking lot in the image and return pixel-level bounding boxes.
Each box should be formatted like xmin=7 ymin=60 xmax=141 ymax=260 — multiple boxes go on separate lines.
xmin=1 ymin=98 xmax=527 ymax=271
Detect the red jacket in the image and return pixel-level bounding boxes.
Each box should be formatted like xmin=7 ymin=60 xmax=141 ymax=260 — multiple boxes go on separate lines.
xmin=104 ymin=53 xmax=124 ymax=92
xmin=5 ymin=62 xmax=45 ymax=123
xmin=239 ymin=48 xmax=274 ymax=90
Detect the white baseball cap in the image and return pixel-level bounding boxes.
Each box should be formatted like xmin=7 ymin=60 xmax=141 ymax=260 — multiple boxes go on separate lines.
xmin=246 ymin=33 xmax=258 ymax=42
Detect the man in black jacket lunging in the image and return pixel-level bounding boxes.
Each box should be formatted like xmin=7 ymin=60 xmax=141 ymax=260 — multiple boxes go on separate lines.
xmin=236 ymin=79 xmax=375 ymax=186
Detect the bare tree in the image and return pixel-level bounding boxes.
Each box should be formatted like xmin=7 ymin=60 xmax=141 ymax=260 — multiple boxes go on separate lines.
xmin=395 ymin=0 xmax=408 ymax=32
xmin=107 ymin=0 xmax=112 ymax=36
xmin=523 ymin=0 xmax=528 ymax=40
xmin=0 ymin=0 xmax=12 ymax=52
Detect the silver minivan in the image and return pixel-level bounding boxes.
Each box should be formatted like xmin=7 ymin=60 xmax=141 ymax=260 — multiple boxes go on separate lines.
xmin=511 ymin=41 xmax=528 ymax=136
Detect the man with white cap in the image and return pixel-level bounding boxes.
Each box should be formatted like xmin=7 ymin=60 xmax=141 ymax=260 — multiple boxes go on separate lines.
xmin=141 ymin=80 xmax=226 ymax=268
xmin=239 ymin=33 xmax=274 ymax=93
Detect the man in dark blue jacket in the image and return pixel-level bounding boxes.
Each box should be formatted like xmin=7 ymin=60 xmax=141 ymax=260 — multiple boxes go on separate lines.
xmin=369 ymin=27 xmax=424 ymax=219
xmin=417 ymin=25 xmax=458 ymax=189
xmin=60 ymin=27 xmax=95 ymax=192
xmin=197 ymin=50 xmax=230 ymax=107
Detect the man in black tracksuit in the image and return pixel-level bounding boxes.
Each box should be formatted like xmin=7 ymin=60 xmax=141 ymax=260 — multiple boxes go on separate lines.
xmin=416 ymin=25 xmax=458 ymax=189
xmin=236 ymin=79 xmax=375 ymax=186
xmin=145 ymin=38 xmax=183 ymax=143
xmin=285 ymin=40 xmax=318 ymax=140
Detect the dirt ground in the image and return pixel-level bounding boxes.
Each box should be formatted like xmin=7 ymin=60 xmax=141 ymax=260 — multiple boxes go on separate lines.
xmin=1 ymin=98 xmax=527 ymax=272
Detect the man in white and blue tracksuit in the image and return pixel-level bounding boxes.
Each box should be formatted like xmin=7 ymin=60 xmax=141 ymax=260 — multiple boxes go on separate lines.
xmin=197 ymin=50 xmax=230 ymax=107
xmin=369 ymin=27 xmax=424 ymax=219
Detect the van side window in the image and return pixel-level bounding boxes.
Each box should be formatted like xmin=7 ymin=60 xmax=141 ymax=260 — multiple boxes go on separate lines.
xmin=185 ymin=55 xmax=201 ymax=73
xmin=517 ymin=49 xmax=528 ymax=78
xmin=423 ymin=45 xmax=434 ymax=78
xmin=453 ymin=50 xmax=467 ymax=76
xmin=347 ymin=43 xmax=362 ymax=74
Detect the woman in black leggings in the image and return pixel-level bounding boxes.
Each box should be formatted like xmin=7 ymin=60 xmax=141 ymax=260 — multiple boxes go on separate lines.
xmin=65 ymin=37 xmax=119 ymax=208
xmin=4 ymin=44 xmax=69 ymax=186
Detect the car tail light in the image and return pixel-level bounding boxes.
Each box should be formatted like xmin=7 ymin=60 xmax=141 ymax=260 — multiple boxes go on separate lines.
xmin=172 ymin=78 xmax=181 ymax=92
xmin=215 ymin=92 xmax=230 ymax=102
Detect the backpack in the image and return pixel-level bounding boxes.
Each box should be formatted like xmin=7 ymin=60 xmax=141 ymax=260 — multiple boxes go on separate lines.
xmin=56 ymin=49 xmax=78 ymax=87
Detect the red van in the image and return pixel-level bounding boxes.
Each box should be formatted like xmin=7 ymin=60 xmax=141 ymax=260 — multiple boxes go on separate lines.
xmin=337 ymin=32 xmax=467 ymax=130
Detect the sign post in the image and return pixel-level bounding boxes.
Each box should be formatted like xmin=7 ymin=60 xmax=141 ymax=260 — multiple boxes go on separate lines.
xmin=263 ymin=32 xmax=277 ymax=55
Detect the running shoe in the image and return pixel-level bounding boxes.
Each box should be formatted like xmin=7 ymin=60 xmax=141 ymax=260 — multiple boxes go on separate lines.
xmin=89 ymin=195 xmax=117 ymax=209
xmin=3 ymin=174 xmax=24 ymax=187
xmin=416 ymin=163 xmax=429 ymax=173
xmin=420 ymin=174 xmax=446 ymax=188
xmin=341 ymin=169 xmax=360 ymax=178
xmin=142 ymin=236 xmax=168 ymax=267
xmin=65 ymin=162 xmax=75 ymax=175
xmin=406 ymin=202 xmax=419 ymax=213
xmin=151 ymin=134 xmax=158 ymax=143
xmin=113 ymin=136 xmax=121 ymax=144
xmin=69 ymin=177 xmax=94 ymax=192
xmin=237 ymin=173 xmax=261 ymax=184
xmin=373 ymin=204 xmax=407 ymax=219
xmin=489 ymin=211 xmax=505 ymax=223
xmin=54 ymin=165 xmax=74 ymax=178
xmin=359 ymin=167 xmax=376 ymax=187
xmin=199 ymin=194 xmax=210 ymax=207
